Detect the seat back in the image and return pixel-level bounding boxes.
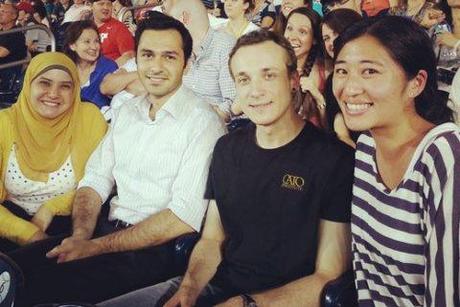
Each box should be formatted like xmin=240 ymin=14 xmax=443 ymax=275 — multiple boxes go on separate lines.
xmin=0 ymin=253 xmax=24 ymax=307
xmin=321 ymin=270 xmax=358 ymax=307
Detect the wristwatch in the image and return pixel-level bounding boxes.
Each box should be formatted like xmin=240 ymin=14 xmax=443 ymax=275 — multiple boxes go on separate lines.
xmin=241 ymin=294 xmax=258 ymax=307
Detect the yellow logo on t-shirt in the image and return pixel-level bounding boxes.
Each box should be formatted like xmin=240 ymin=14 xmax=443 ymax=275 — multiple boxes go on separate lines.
xmin=281 ymin=174 xmax=305 ymax=191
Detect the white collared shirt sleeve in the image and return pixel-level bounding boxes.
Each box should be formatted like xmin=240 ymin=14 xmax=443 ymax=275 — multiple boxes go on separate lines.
xmin=167 ymin=117 xmax=226 ymax=231
xmin=78 ymin=116 xmax=116 ymax=203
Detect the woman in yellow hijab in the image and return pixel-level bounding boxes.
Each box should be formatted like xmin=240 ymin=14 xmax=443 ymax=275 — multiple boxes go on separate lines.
xmin=0 ymin=52 xmax=107 ymax=250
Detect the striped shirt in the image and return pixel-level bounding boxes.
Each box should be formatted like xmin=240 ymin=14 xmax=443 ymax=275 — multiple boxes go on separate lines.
xmin=351 ymin=123 xmax=460 ymax=307
xmin=182 ymin=29 xmax=236 ymax=114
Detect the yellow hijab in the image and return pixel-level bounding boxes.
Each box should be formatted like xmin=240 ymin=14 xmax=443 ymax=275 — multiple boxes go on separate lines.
xmin=6 ymin=52 xmax=107 ymax=182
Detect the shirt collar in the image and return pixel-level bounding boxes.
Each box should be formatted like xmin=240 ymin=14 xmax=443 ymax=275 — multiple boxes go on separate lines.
xmin=136 ymin=85 xmax=187 ymax=121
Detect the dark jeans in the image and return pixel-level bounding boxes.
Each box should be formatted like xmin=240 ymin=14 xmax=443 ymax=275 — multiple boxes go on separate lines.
xmin=9 ymin=208 xmax=180 ymax=307
xmin=98 ymin=276 xmax=230 ymax=307
xmin=0 ymin=201 xmax=71 ymax=252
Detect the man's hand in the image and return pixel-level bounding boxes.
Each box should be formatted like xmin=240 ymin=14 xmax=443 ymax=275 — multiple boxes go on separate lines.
xmin=421 ymin=9 xmax=445 ymax=29
xmin=27 ymin=229 xmax=49 ymax=244
xmin=215 ymin=296 xmax=244 ymax=307
xmin=46 ymin=237 xmax=103 ymax=263
xmin=163 ymin=284 xmax=201 ymax=307
xmin=437 ymin=32 xmax=459 ymax=49
xmin=31 ymin=206 xmax=54 ymax=232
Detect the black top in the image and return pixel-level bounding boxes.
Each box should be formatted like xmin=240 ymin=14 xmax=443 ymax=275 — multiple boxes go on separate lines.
xmin=206 ymin=122 xmax=355 ymax=294
xmin=0 ymin=26 xmax=27 ymax=65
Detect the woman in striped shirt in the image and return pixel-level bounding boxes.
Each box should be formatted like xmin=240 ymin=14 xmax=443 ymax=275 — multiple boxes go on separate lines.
xmin=332 ymin=16 xmax=459 ymax=306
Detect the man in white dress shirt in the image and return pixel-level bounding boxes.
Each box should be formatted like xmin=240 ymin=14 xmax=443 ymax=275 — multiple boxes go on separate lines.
xmin=12 ymin=13 xmax=225 ymax=306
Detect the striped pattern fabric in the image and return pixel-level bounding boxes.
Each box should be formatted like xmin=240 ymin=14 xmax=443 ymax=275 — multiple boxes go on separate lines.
xmin=79 ymin=86 xmax=226 ymax=231
xmin=182 ymin=29 xmax=236 ymax=114
xmin=351 ymin=123 xmax=460 ymax=307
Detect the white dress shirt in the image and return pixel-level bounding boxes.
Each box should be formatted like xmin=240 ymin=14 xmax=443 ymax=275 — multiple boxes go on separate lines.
xmin=79 ymin=86 xmax=226 ymax=231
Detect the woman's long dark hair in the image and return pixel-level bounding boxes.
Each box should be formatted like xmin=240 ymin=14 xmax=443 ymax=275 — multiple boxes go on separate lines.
xmin=334 ymin=16 xmax=454 ymax=124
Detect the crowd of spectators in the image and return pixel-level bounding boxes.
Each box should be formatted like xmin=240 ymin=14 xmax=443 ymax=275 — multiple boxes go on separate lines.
xmin=0 ymin=0 xmax=458 ymax=306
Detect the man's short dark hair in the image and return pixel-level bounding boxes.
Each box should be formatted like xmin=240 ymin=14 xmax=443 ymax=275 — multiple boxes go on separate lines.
xmin=228 ymin=29 xmax=297 ymax=79
xmin=135 ymin=11 xmax=193 ymax=64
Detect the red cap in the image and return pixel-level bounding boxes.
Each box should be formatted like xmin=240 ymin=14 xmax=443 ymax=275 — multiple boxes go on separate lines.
xmin=16 ymin=2 xmax=35 ymax=14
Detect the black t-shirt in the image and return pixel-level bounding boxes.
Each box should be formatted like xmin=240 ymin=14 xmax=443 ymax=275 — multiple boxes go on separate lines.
xmin=205 ymin=122 xmax=355 ymax=294
xmin=0 ymin=26 xmax=27 ymax=65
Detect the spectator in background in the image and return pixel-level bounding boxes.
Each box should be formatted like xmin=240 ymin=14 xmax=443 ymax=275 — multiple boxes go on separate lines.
xmin=284 ymin=7 xmax=326 ymax=128
xmin=435 ymin=0 xmax=460 ymax=70
xmin=44 ymin=0 xmax=55 ymax=16
xmin=217 ymin=0 xmax=259 ymax=39
xmin=249 ymin=0 xmax=276 ymax=29
xmin=63 ymin=20 xmax=118 ymax=114
xmin=321 ymin=0 xmax=362 ymax=15
xmin=31 ymin=0 xmax=51 ymax=27
xmin=16 ymin=2 xmax=51 ymax=56
xmin=163 ymin=0 xmax=236 ymax=122
xmin=389 ymin=0 xmax=446 ymax=29
xmin=61 ymin=0 xmax=91 ymax=23
xmin=0 ymin=3 xmax=27 ymax=88
xmin=91 ymin=0 xmax=135 ymax=66
xmin=360 ymin=0 xmax=389 ymax=16
xmin=112 ymin=0 xmax=136 ymax=34
xmin=321 ymin=8 xmax=361 ymax=74
xmin=16 ymin=1 xmax=33 ymax=26
xmin=0 ymin=52 xmax=107 ymax=252
xmin=273 ymin=0 xmax=311 ymax=35
xmin=321 ymin=8 xmax=362 ymax=148
xmin=51 ymin=0 xmax=73 ymax=25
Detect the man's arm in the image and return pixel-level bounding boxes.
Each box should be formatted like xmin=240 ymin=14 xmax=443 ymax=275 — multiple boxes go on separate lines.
xmin=165 ymin=200 xmax=226 ymax=307
xmin=46 ymin=118 xmax=117 ymax=261
xmin=71 ymin=187 xmax=104 ymax=240
xmin=94 ymin=208 xmax=194 ymax=253
xmin=0 ymin=46 xmax=10 ymax=58
xmin=115 ymin=50 xmax=135 ymax=67
xmin=99 ymin=68 xmax=139 ymax=96
xmin=218 ymin=220 xmax=352 ymax=307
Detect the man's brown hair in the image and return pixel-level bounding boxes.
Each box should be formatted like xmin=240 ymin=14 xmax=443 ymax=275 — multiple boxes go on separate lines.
xmin=228 ymin=29 xmax=297 ymax=79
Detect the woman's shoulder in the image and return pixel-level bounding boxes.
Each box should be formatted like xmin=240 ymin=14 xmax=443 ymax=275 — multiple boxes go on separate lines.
xmin=412 ymin=123 xmax=460 ymax=176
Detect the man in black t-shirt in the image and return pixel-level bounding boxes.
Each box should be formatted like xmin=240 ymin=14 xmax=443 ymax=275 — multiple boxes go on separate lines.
xmin=100 ymin=30 xmax=354 ymax=307
xmin=0 ymin=3 xmax=27 ymax=88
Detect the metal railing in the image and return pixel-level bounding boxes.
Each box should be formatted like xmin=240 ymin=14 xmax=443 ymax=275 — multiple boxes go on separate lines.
xmin=0 ymin=24 xmax=56 ymax=70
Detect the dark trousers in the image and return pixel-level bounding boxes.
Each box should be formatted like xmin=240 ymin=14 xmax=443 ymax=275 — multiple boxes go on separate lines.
xmin=9 ymin=209 xmax=180 ymax=307
xmin=0 ymin=201 xmax=71 ymax=252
